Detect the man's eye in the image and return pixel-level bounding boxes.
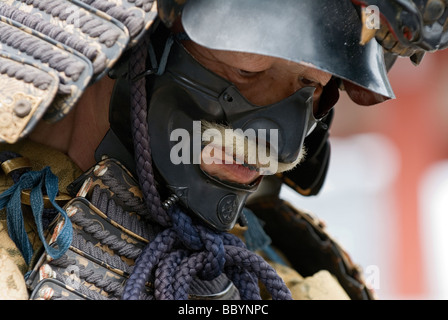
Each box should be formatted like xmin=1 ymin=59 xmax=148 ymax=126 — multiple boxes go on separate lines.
xmin=299 ymin=77 xmax=319 ymax=87
xmin=237 ymin=69 xmax=261 ymax=77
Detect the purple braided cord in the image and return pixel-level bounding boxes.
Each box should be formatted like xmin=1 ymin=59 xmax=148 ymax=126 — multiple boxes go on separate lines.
xmin=123 ymin=227 xmax=178 ymax=300
xmin=123 ymin=36 xmax=292 ymax=301
xmin=123 ymin=205 xmax=292 ymax=300
xmin=129 ymin=34 xmax=171 ymax=227
xmin=154 ymin=249 xmax=188 ymax=299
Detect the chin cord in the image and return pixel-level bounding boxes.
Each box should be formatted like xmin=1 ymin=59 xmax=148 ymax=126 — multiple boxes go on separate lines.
xmin=122 ymin=35 xmax=292 ymax=300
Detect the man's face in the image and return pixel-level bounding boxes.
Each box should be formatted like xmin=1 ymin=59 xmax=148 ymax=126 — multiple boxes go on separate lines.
xmin=183 ymin=41 xmax=333 ymax=186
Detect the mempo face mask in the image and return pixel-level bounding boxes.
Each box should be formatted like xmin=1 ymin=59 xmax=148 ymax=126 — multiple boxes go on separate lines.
xmin=146 ymin=39 xmax=318 ymax=231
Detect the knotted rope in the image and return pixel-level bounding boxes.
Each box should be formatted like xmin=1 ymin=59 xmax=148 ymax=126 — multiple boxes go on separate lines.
xmin=0 ymin=151 xmax=72 ymax=265
xmin=122 ymin=35 xmax=292 ymax=300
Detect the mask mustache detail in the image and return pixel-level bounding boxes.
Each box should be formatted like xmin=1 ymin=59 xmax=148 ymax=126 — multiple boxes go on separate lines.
xmin=199 ymin=120 xmax=307 ymax=175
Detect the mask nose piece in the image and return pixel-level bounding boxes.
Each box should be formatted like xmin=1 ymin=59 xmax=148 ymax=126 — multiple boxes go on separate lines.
xmin=235 ymin=118 xmax=302 ymax=164
xmin=225 ymin=86 xmax=315 ymax=167
xmin=278 ymin=145 xmax=302 ymax=164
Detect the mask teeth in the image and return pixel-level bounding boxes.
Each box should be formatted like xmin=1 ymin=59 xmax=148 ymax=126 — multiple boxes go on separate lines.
xmin=201 ymin=141 xmax=262 ymax=172
xmin=233 ymin=152 xmax=274 ymax=172
xmin=241 ymin=161 xmax=260 ymax=172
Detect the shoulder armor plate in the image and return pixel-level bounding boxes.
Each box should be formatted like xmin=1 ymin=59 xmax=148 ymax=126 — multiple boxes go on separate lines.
xmin=0 ymin=0 xmax=158 ymax=142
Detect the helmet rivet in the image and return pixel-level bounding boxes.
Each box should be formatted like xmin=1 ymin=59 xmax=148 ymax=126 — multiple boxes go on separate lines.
xmin=14 ymin=99 xmax=32 ymax=118
xmin=223 ymin=93 xmax=233 ymax=103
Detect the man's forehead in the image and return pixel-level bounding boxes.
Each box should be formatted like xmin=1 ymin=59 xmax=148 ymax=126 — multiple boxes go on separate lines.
xmin=207 ymin=47 xmax=276 ymax=69
xmin=192 ymin=42 xmax=324 ymax=73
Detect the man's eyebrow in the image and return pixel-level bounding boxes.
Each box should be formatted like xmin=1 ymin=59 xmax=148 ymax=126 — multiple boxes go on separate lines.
xmin=227 ymin=52 xmax=274 ymax=70
xmin=284 ymin=61 xmax=332 ymax=86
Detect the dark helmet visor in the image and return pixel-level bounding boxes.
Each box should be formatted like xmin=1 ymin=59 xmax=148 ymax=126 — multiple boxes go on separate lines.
xmin=181 ymin=0 xmax=395 ymax=104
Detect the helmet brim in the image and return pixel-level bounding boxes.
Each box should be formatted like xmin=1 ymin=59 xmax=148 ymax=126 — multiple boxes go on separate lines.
xmin=181 ymin=0 xmax=395 ymax=103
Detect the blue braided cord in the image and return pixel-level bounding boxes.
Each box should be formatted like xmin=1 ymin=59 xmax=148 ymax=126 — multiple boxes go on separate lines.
xmin=0 ymin=167 xmax=72 ymax=264
xmin=122 ymin=205 xmax=292 ymax=300
xmin=223 ymin=245 xmax=292 ymax=300
xmin=154 ymin=249 xmax=188 ymax=299
xmin=122 ymin=227 xmax=178 ymax=300
xmin=171 ymin=205 xmax=202 ymax=251
xmin=225 ymin=267 xmax=260 ymax=300
xmin=197 ymin=225 xmax=225 ymax=280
